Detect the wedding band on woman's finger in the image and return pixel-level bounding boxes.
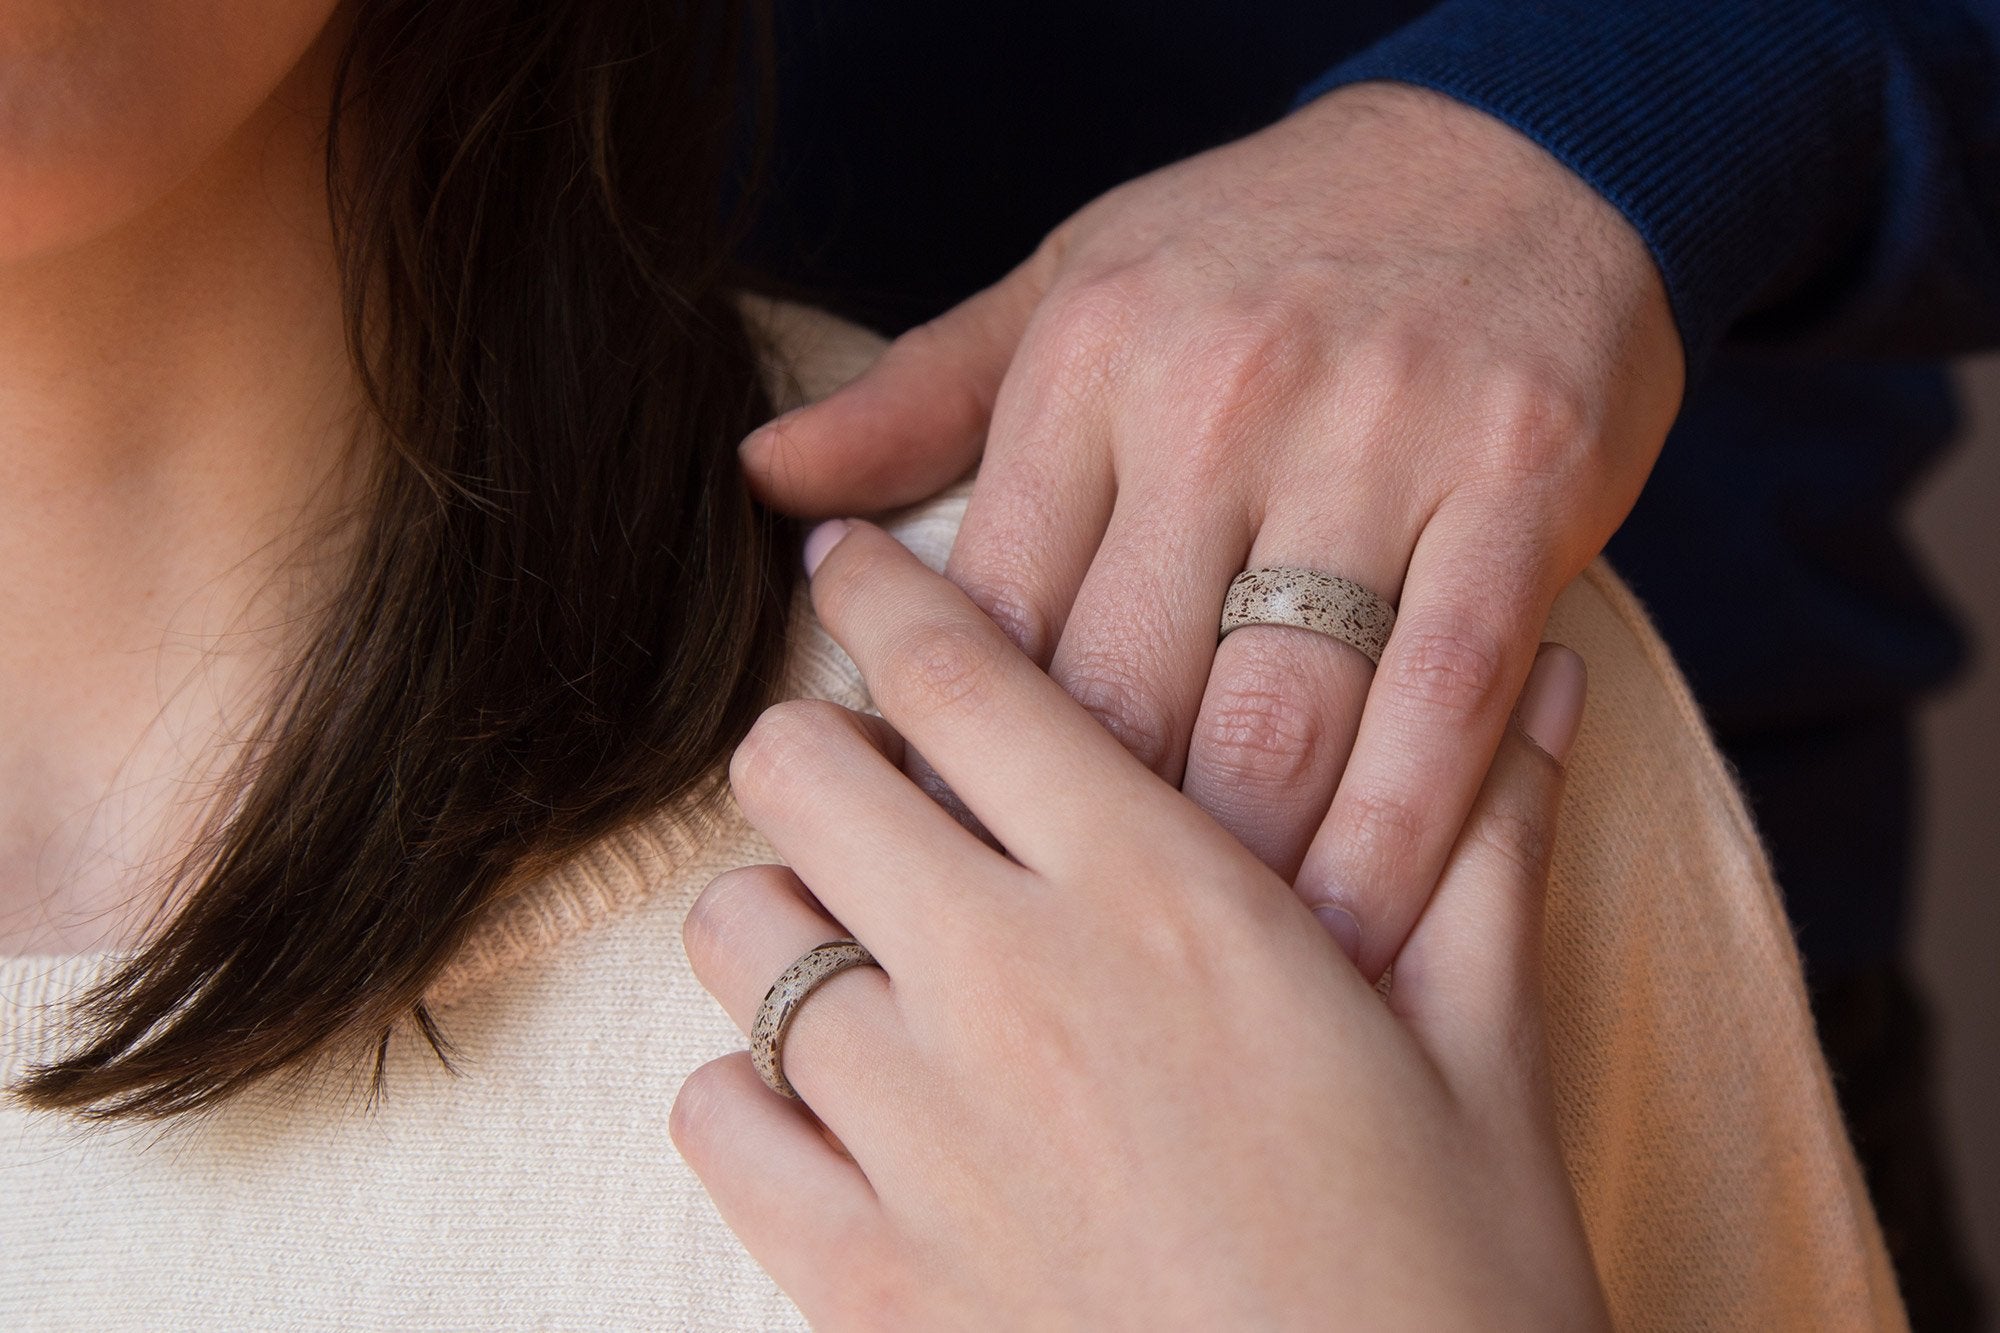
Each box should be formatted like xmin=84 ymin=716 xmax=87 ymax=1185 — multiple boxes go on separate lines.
xmin=752 ymin=940 xmax=881 ymax=1099
xmin=1219 ymin=567 xmax=1397 ymax=664
xmin=684 ymin=862 xmax=909 ymax=1120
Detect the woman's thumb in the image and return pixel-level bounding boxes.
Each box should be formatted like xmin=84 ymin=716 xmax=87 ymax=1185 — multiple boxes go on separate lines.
xmin=1388 ymin=644 xmax=1584 ymax=1108
xmin=740 ymin=258 xmax=1045 ymax=517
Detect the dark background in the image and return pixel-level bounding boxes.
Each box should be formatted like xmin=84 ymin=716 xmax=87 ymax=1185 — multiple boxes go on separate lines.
xmin=1911 ymin=360 xmax=2000 ymax=1304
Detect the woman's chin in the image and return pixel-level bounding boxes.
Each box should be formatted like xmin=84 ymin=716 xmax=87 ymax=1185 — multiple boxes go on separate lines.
xmin=0 ymin=158 xmax=177 ymax=267
xmin=0 ymin=0 xmax=340 ymax=268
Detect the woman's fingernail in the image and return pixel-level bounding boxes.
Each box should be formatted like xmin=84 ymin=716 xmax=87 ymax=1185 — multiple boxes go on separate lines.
xmin=1312 ymin=904 xmax=1362 ymax=962
xmin=1516 ymin=644 xmax=1587 ymax=763
xmin=802 ymin=519 xmax=852 ymax=576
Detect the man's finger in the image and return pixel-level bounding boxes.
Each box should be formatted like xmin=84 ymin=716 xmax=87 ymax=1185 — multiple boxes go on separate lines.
xmin=739 ymin=257 xmax=1048 ymax=517
xmin=942 ymin=294 xmax=1125 ymax=663
xmin=1041 ymin=487 xmax=1249 ymax=779
xmin=1179 ymin=485 xmax=1416 ymax=887
xmin=1296 ymin=508 xmax=1555 ymax=979
xmin=1182 ymin=622 xmax=1373 ymax=885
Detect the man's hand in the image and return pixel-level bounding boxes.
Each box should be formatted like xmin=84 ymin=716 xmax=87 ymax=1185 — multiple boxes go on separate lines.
xmin=740 ymin=83 xmax=1682 ymax=977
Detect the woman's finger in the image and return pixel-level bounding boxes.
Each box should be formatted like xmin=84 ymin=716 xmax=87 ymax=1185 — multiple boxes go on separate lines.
xmin=1388 ymin=643 xmax=1583 ymax=1105
xmin=728 ymin=698 xmax=996 ymax=965
xmin=1297 ymin=503 xmax=1556 ymax=978
xmin=682 ymin=863 xmax=916 ymax=1134
xmin=669 ymin=1052 xmax=887 ymax=1310
xmin=806 ymin=520 xmax=1187 ymax=872
xmin=739 ymin=256 xmax=1048 ymax=518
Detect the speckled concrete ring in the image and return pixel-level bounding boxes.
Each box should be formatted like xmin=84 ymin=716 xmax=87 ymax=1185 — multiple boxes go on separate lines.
xmin=751 ymin=939 xmax=878 ymax=1099
xmin=1219 ymin=568 xmax=1397 ymax=665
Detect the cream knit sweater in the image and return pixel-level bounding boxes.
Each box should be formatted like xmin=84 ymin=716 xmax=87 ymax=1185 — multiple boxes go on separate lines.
xmin=1 ymin=308 xmax=1905 ymax=1331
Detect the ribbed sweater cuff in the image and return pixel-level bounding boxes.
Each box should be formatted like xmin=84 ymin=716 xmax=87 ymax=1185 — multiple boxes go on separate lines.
xmin=1300 ymin=0 xmax=1884 ymax=371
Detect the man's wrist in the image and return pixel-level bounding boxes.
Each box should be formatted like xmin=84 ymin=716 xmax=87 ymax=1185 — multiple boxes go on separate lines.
xmin=1299 ymin=0 xmax=1883 ymax=373
xmin=1282 ymin=81 xmax=1679 ymax=380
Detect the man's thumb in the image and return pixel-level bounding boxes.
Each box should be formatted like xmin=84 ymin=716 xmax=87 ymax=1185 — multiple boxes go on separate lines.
xmin=739 ymin=258 xmax=1045 ymax=517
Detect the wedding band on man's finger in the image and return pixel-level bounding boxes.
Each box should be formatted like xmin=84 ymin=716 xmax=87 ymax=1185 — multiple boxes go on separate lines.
xmin=1183 ymin=558 xmax=1398 ymax=884
xmin=1219 ymin=567 xmax=1398 ymax=664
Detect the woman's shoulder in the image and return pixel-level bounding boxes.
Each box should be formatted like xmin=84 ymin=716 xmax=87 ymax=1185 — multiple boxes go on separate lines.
xmin=1541 ymin=562 xmax=1902 ymax=1327
xmin=1549 ymin=562 xmax=1757 ymax=829
xmin=1545 ymin=560 xmax=1777 ymax=890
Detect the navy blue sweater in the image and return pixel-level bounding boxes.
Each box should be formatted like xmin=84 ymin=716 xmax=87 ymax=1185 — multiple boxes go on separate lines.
xmin=743 ymin=0 xmax=2000 ymax=973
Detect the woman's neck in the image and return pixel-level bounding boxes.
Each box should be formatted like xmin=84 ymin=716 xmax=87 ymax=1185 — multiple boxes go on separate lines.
xmin=0 ymin=45 xmax=362 ymax=956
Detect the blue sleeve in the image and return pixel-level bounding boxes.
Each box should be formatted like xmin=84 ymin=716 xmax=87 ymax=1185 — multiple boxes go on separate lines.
xmin=1300 ymin=0 xmax=2000 ymax=371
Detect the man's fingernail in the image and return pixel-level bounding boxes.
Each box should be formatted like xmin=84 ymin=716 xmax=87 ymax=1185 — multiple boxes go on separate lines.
xmin=802 ymin=519 xmax=852 ymax=576
xmin=1516 ymin=644 xmax=1587 ymax=763
xmin=1312 ymin=904 xmax=1362 ymax=962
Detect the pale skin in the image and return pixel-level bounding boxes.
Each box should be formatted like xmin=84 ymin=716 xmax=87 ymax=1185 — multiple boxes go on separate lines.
xmin=7 ymin=1 xmax=1615 ymax=1317
xmin=743 ymin=81 xmax=1685 ymax=978
xmin=675 ymin=519 xmax=1607 ymax=1329
xmin=0 ymin=0 xmax=350 ymax=954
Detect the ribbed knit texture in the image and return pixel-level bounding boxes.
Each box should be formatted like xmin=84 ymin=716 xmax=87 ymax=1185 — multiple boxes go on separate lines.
xmin=1304 ymin=0 xmax=1887 ymax=371
xmin=1 ymin=308 xmax=1904 ymax=1330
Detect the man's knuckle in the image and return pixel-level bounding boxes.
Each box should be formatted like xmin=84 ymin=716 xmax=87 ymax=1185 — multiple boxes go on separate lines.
xmin=1334 ymin=330 xmax=1430 ymax=405
xmin=1385 ymin=614 xmax=1509 ymax=723
xmin=1034 ymin=275 xmax=1145 ymax=391
xmin=1316 ymin=335 xmax=1433 ymax=460
xmin=1479 ymin=366 xmax=1597 ymax=471
xmin=1193 ymin=659 xmax=1321 ymax=789
xmin=1176 ymin=304 xmax=1315 ymax=433
xmin=1058 ymin=652 xmax=1175 ymax=771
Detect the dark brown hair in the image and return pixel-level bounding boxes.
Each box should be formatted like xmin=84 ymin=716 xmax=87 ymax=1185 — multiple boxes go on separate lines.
xmin=16 ymin=0 xmax=788 ymax=1118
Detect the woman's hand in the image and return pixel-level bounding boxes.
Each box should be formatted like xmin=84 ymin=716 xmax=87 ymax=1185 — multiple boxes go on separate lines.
xmin=671 ymin=520 xmax=1607 ymax=1330
xmin=740 ymin=83 xmax=1682 ymax=980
